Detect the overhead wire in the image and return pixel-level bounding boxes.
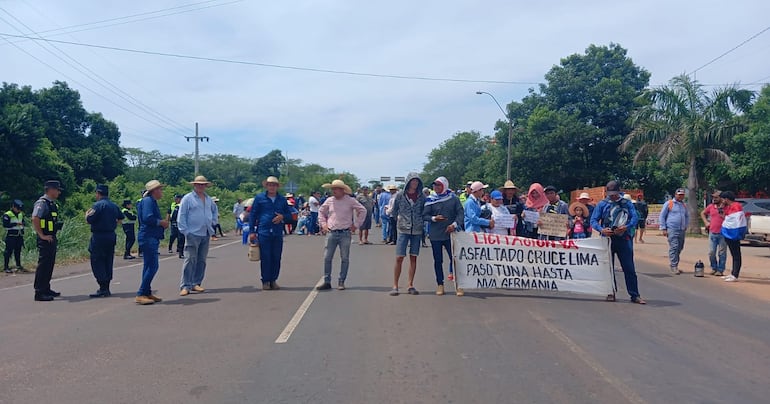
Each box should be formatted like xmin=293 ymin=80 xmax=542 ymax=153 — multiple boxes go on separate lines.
xmin=1 ymin=0 xmax=245 ymax=46
xmin=689 ymin=24 xmax=770 ymax=75
xmin=0 ymin=32 xmax=541 ymax=85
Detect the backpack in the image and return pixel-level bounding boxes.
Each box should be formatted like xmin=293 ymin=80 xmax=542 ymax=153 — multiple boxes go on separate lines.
xmin=599 ymin=198 xmax=636 ymax=237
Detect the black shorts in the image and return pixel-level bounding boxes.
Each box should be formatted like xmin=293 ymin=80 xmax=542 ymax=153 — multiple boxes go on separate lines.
xmin=637 ymin=220 xmax=647 ymax=229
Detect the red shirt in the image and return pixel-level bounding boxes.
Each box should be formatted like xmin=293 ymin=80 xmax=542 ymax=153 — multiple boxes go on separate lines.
xmin=703 ymin=204 xmax=724 ymax=234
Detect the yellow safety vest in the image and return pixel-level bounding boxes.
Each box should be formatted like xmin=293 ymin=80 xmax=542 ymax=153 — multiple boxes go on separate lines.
xmin=5 ymin=210 xmax=24 ymax=231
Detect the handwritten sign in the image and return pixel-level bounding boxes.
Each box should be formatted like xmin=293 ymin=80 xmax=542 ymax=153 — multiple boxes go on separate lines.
xmin=452 ymin=232 xmax=614 ymax=297
xmin=494 ymin=213 xmax=515 ymax=229
xmin=523 ymin=211 xmax=539 ymax=224
xmin=538 ymin=213 xmax=569 ymax=238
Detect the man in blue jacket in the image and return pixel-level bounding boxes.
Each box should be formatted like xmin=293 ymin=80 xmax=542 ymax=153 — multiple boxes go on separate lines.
xmin=136 ymin=180 xmax=169 ymax=305
xmin=659 ymin=188 xmax=689 ymax=275
xmin=249 ymin=176 xmax=292 ymax=290
xmin=591 ymin=180 xmax=645 ymax=304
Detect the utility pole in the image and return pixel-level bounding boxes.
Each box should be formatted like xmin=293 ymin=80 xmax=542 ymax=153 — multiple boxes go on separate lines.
xmin=185 ymin=122 xmax=209 ymax=176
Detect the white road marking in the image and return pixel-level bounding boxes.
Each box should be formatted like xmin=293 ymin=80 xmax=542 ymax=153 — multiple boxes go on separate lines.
xmin=529 ymin=310 xmax=647 ymax=404
xmin=275 ymin=276 xmax=325 ymax=344
xmin=0 ymin=240 xmax=242 ymax=292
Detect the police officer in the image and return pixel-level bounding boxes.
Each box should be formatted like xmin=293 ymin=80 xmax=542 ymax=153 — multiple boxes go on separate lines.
xmin=168 ymin=194 xmax=185 ymax=259
xmin=3 ymin=199 xmax=26 ymax=273
xmin=121 ymin=200 xmax=137 ymax=259
xmin=32 ymin=180 xmax=63 ymax=301
xmin=86 ymin=184 xmax=124 ymax=298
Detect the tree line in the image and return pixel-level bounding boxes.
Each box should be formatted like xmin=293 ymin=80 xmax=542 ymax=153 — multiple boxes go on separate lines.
xmin=423 ymin=43 xmax=770 ymax=232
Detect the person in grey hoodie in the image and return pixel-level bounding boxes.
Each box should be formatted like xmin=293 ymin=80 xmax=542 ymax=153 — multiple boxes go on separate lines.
xmin=422 ymin=176 xmax=463 ymax=296
xmin=389 ymin=172 xmax=426 ymax=296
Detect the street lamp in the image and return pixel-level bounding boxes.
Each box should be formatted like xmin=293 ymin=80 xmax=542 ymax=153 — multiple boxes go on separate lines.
xmin=476 ymin=91 xmax=513 ymax=181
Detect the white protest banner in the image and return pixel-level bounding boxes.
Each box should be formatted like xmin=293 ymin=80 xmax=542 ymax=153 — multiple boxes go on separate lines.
xmin=452 ymin=232 xmax=615 ymax=297
xmin=538 ymin=213 xmax=569 ymax=238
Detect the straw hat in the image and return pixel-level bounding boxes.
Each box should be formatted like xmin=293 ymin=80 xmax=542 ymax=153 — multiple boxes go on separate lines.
xmin=500 ymin=180 xmax=518 ymax=190
xmin=386 ymin=184 xmax=398 ymax=191
xmin=189 ymin=175 xmax=212 ymax=185
xmin=569 ymin=202 xmax=588 ymax=217
xmin=144 ymin=180 xmax=164 ymax=192
xmin=577 ymin=192 xmax=591 ymax=201
xmin=322 ymin=179 xmax=352 ymax=195
xmin=262 ymin=176 xmax=280 ymax=187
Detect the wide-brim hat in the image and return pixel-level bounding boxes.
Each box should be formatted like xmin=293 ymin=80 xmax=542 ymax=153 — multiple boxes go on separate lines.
xmin=189 ymin=175 xmax=212 ymax=185
xmin=569 ymin=202 xmax=588 ymax=217
xmin=499 ymin=180 xmax=518 ymax=190
xmin=262 ymin=176 xmax=280 ymax=187
xmin=322 ymin=179 xmax=352 ymax=195
xmin=144 ymin=180 xmax=164 ymax=192
xmin=387 ymin=184 xmax=398 ymax=191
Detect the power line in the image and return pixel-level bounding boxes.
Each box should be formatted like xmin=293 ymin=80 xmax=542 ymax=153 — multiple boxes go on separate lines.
xmin=690 ymin=24 xmax=770 ymax=75
xmin=1 ymin=0 xmax=244 ymax=47
xmin=0 ymin=32 xmax=542 ymax=85
xmin=0 ymin=9 xmax=192 ymax=139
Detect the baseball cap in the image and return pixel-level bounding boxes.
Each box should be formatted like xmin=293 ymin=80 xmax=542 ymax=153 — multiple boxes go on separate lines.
xmin=544 ymin=185 xmax=558 ymax=193
xmin=605 ymin=181 xmax=620 ymax=196
xmin=490 ymin=190 xmax=503 ymax=200
xmin=676 ymin=188 xmax=686 ymax=195
xmin=470 ymin=181 xmax=488 ymax=192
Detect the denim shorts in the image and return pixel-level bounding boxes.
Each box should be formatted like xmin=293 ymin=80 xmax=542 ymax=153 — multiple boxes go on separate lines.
xmin=396 ymin=233 xmax=422 ymax=257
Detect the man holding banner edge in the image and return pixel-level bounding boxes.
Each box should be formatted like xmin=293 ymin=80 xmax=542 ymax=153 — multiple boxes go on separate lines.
xmin=590 ymin=180 xmax=646 ymax=304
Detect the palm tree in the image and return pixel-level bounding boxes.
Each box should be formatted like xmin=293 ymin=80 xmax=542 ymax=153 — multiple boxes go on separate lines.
xmin=620 ymin=74 xmax=753 ymax=233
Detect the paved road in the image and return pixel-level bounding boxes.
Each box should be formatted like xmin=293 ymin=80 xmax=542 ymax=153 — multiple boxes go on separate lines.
xmin=1 ymin=235 xmax=769 ymax=403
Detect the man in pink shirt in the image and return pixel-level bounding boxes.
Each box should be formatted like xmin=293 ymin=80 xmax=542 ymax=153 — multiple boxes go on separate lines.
xmin=700 ymin=190 xmax=727 ymax=275
xmin=317 ymin=179 xmax=367 ymax=290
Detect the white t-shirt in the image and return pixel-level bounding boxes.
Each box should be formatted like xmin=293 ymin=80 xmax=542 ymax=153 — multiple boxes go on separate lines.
xmin=309 ymin=196 xmax=320 ymax=213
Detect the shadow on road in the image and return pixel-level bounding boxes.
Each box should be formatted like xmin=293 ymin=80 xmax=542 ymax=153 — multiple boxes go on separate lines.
xmin=207 ymin=286 xmax=260 ymax=294
xmin=162 ymin=298 xmax=221 ymax=305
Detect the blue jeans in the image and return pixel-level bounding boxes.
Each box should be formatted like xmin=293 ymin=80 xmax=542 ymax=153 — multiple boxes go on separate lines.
xmin=373 ymin=207 xmax=380 ymax=226
xmin=667 ymin=229 xmax=686 ymax=268
xmin=610 ymin=236 xmax=640 ymax=299
xmin=708 ymin=232 xmax=727 ymax=272
xmin=323 ymin=230 xmax=352 ymax=283
xmin=180 ymin=234 xmax=209 ymax=290
xmin=430 ymin=239 xmax=453 ymax=285
xmin=382 ymin=216 xmax=389 ymax=241
xmin=309 ymin=212 xmax=319 ymax=235
xmin=137 ymin=238 xmax=160 ymax=296
xmin=258 ymin=234 xmax=283 ymax=283
xmin=396 ymin=233 xmax=422 ymax=257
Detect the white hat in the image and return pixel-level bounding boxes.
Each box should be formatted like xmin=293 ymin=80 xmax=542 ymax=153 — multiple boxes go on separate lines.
xmin=578 ymin=192 xmax=591 ymax=201
xmin=470 ymin=181 xmax=488 ymax=192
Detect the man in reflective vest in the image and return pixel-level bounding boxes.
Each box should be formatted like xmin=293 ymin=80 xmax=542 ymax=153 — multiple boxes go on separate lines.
xmin=167 ymin=194 xmax=185 ymax=259
xmin=3 ymin=199 xmax=26 ymax=273
xmin=86 ymin=184 xmax=124 ymax=298
xmin=32 ymin=180 xmax=63 ymax=301
xmin=121 ymin=200 xmax=137 ymax=259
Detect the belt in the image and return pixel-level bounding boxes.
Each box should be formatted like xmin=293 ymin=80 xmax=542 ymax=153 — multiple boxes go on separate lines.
xmin=6 ymin=229 xmax=22 ymax=236
xmin=330 ymin=229 xmax=350 ymax=233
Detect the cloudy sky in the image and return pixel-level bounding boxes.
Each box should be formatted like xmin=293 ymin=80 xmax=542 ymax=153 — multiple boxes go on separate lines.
xmin=2 ymin=0 xmax=769 ymax=184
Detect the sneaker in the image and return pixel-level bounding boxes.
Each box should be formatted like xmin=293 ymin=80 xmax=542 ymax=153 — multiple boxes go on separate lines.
xmin=135 ymin=296 xmax=155 ymax=305
xmin=270 ymin=282 xmax=280 ymax=290
xmin=710 ymin=270 xmax=718 ymax=276
xmin=316 ymin=283 xmax=332 ymax=291
xmin=192 ymin=285 xmax=205 ymax=293
xmin=716 ymin=272 xmax=725 ymax=277
xmin=179 ymin=288 xmax=190 ymax=296
xmin=168 ymin=249 xmax=173 ymax=254
xmin=16 ymin=266 xmax=29 ymax=273
xmin=148 ymin=294 xmax=163 ymax=302
xmin=670 ymin=267 xmax=681 ymax=275
xmin=3 ymin=268 xmax=11 ymax=274
xmin=262 ymin=282 xmax=271 ymax=290
xmin=436 ymin=285 xmax=445 ymax=295
xmin=389 ymin=288 xmax=399 ymax=296
xmin=407 ymin=287 xmax=419 ymax=295
xmin=337 ymin=281 xmax=346 ymax=290
xmin=724 ymin=275 xmax=738 ymax=282
xmin=179 ymin=253 xmax=184 ymax=259
xmin=456 ymin=288 xmax=465 ymax=297
xmin=447 ymin=273 xmax=454 ymax=281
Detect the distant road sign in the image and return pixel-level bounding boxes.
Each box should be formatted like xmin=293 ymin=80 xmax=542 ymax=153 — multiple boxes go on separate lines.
xmin=394 ymin=176 xmax=405 ymax=182
xmin=380 ymin=176 xmax=391 ymax=181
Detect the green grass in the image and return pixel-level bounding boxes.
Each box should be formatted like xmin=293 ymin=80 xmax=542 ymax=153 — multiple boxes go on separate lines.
xmin=0 ymin=218 xmax=236 ymax=269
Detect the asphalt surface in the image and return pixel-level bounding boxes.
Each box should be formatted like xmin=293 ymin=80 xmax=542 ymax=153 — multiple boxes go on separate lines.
xmin=1 ymin=234 xmax=769 ymax=404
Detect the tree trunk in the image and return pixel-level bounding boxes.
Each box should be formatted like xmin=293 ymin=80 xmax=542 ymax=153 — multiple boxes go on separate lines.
xmin=686 ymin=156 xmax=702 ymax=234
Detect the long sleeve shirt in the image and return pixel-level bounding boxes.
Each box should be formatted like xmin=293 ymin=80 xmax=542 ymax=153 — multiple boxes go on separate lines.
xmin=319 ymin=195 xmax=367 ymax=230
xmin=177 ymin=192 xmax=217 ymax=237
xmin=659 ymin=199 xmax=689 ymax=231
xmin=138 ymin=196 xmax=165 ymax=241
xmin=464 ymin=195 xmax=490 ymax=232
xmin=249 ymin=192 xmax=291 ymax=236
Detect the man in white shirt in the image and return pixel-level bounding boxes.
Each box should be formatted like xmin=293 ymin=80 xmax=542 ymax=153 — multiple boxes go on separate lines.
xmin=308 ymin=191 xmax=321 ymax=235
